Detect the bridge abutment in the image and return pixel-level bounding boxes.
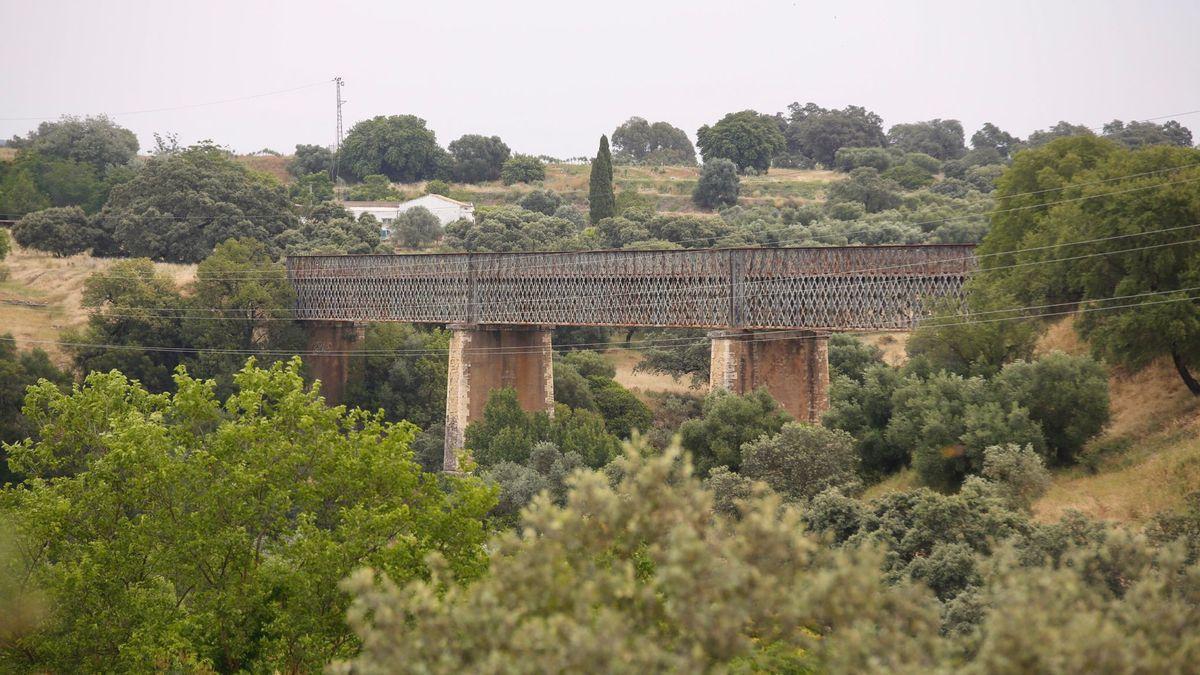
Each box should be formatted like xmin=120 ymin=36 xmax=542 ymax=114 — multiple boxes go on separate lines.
xmin=306 ymin=320 xmax=359 ymax=404
xmin=709 ymin=329 xmax=830 ymax=423
xmin=444 ymin=324 xmax=555 ymax=472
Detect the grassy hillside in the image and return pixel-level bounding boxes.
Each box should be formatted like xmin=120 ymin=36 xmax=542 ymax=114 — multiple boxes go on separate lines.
xmin=861 ymin=317 xmax=1200 ymax=523
xmin=255 ymin=154 xmax=840 ymax=215
xmin=235 ymin=154 xmax=291 ymax=183
xmin=0 ymin=245 xmax=195 ymax=364
xmin=1031 ymin=318 xmax=1200 ymax=523
xmin=437 ymin=164 xmax=837 ymax=214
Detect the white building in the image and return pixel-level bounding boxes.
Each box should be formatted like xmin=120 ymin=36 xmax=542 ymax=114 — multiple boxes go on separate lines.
xmin=398 ymin=194 xmax=476 ymax=226
xmin=341 ymin=194 xmax=476 ymax=238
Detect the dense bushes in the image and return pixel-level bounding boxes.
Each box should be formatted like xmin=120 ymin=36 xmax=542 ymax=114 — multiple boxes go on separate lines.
xmin=12 ymin=206 xmax=100 ymax=256
xmin=678 ymin=388 xmax=791 ymax=474
xmin=343 ymin=324 xmax=450 ymax=430
xmin=482 ymin=442 xmax=583 ymax=525
xmin=552 ymin=351 xmax=651 ymax=439
xmin=464 ymin=389 xmax=619 ymax=470
xmin=0 ymin=337 xmax=70 ymax=483
xmin=695 ymin=110 xmax=784 ymax=173
xmin=338 ymin=115 xmax=447 ymax=182
xmin=442 ymin=205 xmax=578 ymax=252
xmin=93 ymin=143 xmax=299 ymax=263
xmin=741 ymin=422 xmax=861 ymax=501
xmin=339 ymin=439 xmax=1200 ymax=673
xmin=611 ymin=117 xmax=696 ymax=165
xmin=824 ymin=351 xmax=1110 ymax=489
xmin=391 ymin=205 xmax=441 ymax=248
xmin=826 ymin=167 xmax=903 ymax=212
xmin=500 ymin=154 xmax=545 ymax=184
xmin=276 ymin=203 xmax=383 ymax=254
xmin=447 ymin=134 xmax=511 ymax=183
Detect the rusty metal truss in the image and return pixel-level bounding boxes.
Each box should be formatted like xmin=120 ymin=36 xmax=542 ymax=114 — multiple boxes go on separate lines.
xmin=285 ymin=245 xmax=976 ymax=330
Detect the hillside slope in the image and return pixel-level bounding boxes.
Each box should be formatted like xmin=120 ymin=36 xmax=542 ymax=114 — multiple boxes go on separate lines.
xmin=261 ymin=156 xmax=839 ymax=215
xmin=851 ymin=318 xmax=1199 ymax=523
xmin=1031 ymin=318 xmax=1200 ymax=523
xmin=0 ymin=245 xmax=195 ymax=363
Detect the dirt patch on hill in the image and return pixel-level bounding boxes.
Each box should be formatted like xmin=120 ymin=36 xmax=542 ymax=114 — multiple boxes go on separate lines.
xmin=237 ymin=155 xmax=292 ymax=184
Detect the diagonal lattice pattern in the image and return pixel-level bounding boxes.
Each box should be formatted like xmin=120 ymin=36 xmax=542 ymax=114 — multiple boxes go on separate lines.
xmin=286 ymin=245 xmax=975 ymax=330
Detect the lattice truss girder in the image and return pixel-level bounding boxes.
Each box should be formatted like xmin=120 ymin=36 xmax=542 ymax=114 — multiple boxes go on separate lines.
xmin=285 ymin=246 xmax=975 ymax=330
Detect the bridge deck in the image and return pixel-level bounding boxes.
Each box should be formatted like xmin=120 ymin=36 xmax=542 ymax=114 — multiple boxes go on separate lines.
xmin=286 ymin=245 xmax=975 ymax=330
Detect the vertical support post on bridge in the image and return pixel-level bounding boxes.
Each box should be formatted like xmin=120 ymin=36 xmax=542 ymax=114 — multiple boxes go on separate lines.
xmin=443 ymin=324 xmax=556 ymax=472
xmin=306 ymin=320 xmax=360 ymax=404
xmin=708 ymin=329 xmax=830 ymax=423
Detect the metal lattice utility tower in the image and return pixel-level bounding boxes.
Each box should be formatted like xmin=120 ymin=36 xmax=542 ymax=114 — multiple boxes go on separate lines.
xmin=333 ymin=77 xmax=345 ymax=182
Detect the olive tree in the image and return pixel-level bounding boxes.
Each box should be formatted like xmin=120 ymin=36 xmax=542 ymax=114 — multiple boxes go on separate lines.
xmin=391 ymin=205 xmax=442 ymax=248
xmin=741 ymin=423 xmax=861 ymax=502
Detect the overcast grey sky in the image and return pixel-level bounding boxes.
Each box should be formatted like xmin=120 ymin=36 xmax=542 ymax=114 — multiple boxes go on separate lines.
xmin=3 ymin=0 xmax=1198 ymax=157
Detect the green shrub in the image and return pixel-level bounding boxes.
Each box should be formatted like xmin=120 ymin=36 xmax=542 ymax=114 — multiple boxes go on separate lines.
xmin=979 ymin=443 xmax=1051 ymax=511
xmin=822 ymin=365 xmax=905 ymax=479
xmin=828 ymin=333 xmax=884 ymax=383
xmin=993 ymin=351 xmax=1110 ymax=465
xmin=391 ymin=205 xmax=442 ymax=248
xmin=887 ymin=372 xmax=1046 ymax=491
xmin=692 ymin=158 xmax=740 ymax=209
xmin=678 ymin=388 xmax=791 ymax=474
xmin=833 ymin=146 xmax=894 ymax=172
xmin=501 ymin=154 xmax=546 ymax=185
xmin=741 ymin=423 xmax=861 ymax=502
xmin=12 ymin=206 xmax=100 ymax=256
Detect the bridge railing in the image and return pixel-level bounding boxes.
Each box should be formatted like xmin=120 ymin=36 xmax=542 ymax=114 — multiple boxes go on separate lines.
xmin=285 ymin=245 xmax=975 ymax=330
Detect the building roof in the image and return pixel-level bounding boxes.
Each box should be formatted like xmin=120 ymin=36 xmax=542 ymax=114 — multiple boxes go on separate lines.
xmin=401 ymin=193 xmax=474 ymax=208
xmin=340 ymin=201 xmax=402 ymax=208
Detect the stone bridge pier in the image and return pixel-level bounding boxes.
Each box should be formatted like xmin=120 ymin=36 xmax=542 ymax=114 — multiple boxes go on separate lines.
xmin=306 ymin=320 xmax=360 ymax=404
xmin=443 ymin=324 xmax=555 ymax=472
xmin=708 ymin=329 xmax=830 ymax=423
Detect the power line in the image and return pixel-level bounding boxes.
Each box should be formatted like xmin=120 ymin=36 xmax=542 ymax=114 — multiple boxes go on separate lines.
xmin=56 ymin=234 xmax=1200 ymax=348
xmin=2 ymin=286 xmax=1195 ymax=359
xmin=0 ymin=79 xmax=335 ymax=123
xmin=67 ymin=225 xmax=1200 ymax=319
xmin=96 ymin=226 xmax=1198 ymax=319
xmin=333 ymin=77 xmax=345 ymax=183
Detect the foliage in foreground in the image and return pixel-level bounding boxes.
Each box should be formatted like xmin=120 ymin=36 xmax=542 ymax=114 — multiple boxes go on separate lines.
xmin=335 ymin=442 xmax=942 ymax=673
xmin=0 ymin=359 xmax=494 ymax=673
xmin=337 ymin=441 xmax=1200 ymax=673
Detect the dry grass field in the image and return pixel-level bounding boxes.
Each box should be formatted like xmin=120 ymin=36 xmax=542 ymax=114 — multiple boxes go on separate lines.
xmin=1032 ymin=319 xmax=1200 ymax=523
xmin=606 ymin=348 xmax=698 ymax=399
xmin=235 ymin=154 xmax=291 ymax=183
xmin=277 ymin=158 xmax=839 ymax=215
xmin=445 ymin=163 xmax=837 ymax=213
xmin=0 ymin=245 xmax=194 ymax=363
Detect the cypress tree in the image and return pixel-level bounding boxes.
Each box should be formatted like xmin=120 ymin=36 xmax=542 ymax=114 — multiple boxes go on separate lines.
xmin=588 ymin=135 xmax=616 ymax=224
